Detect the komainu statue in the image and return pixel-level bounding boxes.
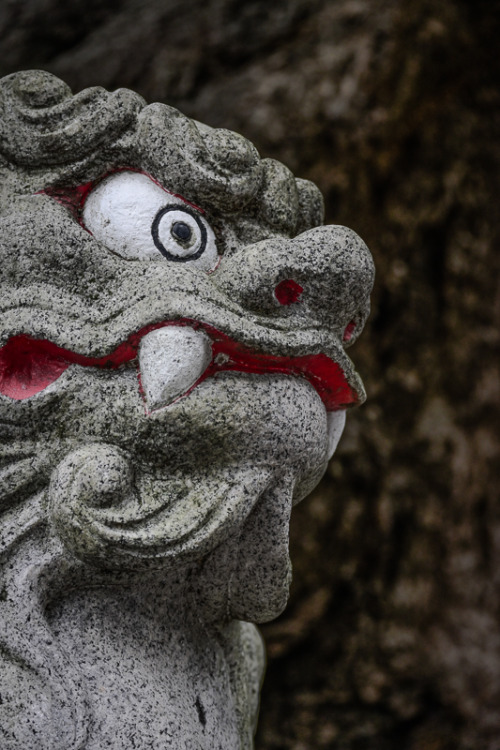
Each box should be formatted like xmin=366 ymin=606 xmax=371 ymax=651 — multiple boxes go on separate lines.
xmin=0 ymin=70 xmax=374 ymax=749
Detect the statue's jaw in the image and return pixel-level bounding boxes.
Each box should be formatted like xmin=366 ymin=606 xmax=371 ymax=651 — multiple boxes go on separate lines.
xmin=0 ymin=320 xmax=360 ymax=411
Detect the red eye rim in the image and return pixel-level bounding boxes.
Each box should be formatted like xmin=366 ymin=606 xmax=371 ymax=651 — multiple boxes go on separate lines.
xmin=38 ymin=168 xmax=205 ymax=227
xmin=41 ymin=180 xmax=94 ymax=225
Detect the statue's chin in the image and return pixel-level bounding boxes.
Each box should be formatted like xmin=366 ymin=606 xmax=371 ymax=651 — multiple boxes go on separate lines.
xmin=43 ymin=367 xmax=330 ymax=571
xmin=49 ymin=445 xmax=277 ymax=569
xmin=227 ymin=480 xmax=295 ymax=623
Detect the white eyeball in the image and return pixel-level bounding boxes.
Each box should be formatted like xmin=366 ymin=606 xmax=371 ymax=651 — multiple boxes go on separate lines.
xmin=82 ymin=171 xmax=219 ymax=271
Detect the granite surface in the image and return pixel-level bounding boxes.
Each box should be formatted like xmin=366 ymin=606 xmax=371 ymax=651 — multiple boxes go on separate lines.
xmin=0 ymin=70 xmax=374 ymax=749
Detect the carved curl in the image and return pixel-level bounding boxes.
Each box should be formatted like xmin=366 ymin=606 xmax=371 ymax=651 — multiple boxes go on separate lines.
xmin=0 ymin=70 xmax=323 ymax=236
xmin=0 ymin=70 xmax=144 ymax=167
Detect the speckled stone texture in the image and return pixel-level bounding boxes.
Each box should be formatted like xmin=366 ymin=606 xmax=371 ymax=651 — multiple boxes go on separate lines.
xmin=0 ymin=70 xmax=374 ymax=750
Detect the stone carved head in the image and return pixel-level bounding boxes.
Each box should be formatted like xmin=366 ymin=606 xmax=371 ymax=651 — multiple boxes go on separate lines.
xmin=0 ymin=71 xmax=374 ymax=749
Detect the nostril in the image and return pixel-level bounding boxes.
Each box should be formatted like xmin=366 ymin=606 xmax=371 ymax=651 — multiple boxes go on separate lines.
xmin=274 ymin=279 xmax=303 ymax=306
xmin=343 ymin=320 xmax=356 ymax=342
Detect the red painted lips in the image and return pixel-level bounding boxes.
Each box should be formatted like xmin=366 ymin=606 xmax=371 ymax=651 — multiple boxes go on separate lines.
xmin=0 ymin=321 xmax=358 ymax=410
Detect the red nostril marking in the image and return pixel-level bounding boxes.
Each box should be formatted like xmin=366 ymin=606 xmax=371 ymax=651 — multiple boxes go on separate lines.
xmin=343 ymin=320 xmax=356 ymax=342
xmin=274 ymin=279 xmax=303 ymax=305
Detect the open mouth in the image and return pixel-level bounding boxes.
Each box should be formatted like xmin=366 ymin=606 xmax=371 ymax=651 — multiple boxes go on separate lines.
xmin=0 ymin=320 xmax=359 ymax=412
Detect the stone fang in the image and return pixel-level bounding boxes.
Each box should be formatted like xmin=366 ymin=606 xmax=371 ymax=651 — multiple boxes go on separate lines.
xmin=138 ymin=326 xmax=213 ymax=410
xmin=326 ymin=410 xmax=346 ymax=460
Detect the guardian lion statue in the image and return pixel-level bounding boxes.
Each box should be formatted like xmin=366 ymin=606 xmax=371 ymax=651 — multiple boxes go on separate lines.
xmin=0 ymin=70 xmax=374 ymax=749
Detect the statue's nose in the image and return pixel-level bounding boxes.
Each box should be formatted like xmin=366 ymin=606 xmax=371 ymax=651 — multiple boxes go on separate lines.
xmin=213 ymin=225 xmax=375 ymax=345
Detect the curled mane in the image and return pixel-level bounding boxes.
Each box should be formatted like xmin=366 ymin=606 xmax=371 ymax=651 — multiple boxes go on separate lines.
xmin=0 ymin=70 xmax=323 ymax=236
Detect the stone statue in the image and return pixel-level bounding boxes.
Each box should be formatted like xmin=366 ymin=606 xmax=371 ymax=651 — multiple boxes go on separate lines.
xmin=0 ymin=70 xmax=374 ymax=749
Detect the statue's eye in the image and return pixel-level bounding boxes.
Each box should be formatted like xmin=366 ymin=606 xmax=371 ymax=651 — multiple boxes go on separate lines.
xmin=172 ymin=222 xmax=192 ymax=241
xmin=152 ymin=206 xmax=207 ymax=262
xmin=82 ymin=171 xmax=218 ymax=271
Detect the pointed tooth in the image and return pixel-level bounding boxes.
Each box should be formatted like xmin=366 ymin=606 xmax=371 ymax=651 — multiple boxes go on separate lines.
xmin=326 ymin=410 xmax=346 ymax=460
xmin=138 ymin=327 xmax=212 ymax=410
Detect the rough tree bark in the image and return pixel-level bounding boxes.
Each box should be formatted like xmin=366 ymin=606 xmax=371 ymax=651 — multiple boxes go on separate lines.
xmin=1 ymin=1 xmax=499 ymax=747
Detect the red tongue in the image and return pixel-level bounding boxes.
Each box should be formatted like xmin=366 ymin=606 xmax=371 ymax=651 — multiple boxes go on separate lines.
xmin=0 ymin=334 xmax=138 ymax=400
xmin=0 ymin=337 xmax=70 ymax=399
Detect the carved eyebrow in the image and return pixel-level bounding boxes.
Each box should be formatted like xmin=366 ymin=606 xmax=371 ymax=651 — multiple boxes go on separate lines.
xmin=39 ymin=168 xmax=206 ymax=226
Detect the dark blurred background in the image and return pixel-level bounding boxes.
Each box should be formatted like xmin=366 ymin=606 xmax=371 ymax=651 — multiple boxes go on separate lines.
xmin=2 ymin=1 xmax=499 ymax=747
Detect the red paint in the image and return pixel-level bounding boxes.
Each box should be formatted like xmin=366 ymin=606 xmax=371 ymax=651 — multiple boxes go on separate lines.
xmin=41 ymin=168 xmax=205 ymax=227
xmin=42 ymin=182 xmax=94 ymax=225
xmin=0 ymin=321 xmax=358 ymax=410
xmin=343 ymin=320 xmax=356 ymax=343
xmin=274 ymin=279 xmax=303 ymax=305
xmin=0 ymin=336 xmax=70 ymax=400
xmin=198 ymin=323 xmax=355 ymax=411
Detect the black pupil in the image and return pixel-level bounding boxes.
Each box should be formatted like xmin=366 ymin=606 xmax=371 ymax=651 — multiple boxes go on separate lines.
xmin=171 ymin=221 xmax=192 ymax=242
